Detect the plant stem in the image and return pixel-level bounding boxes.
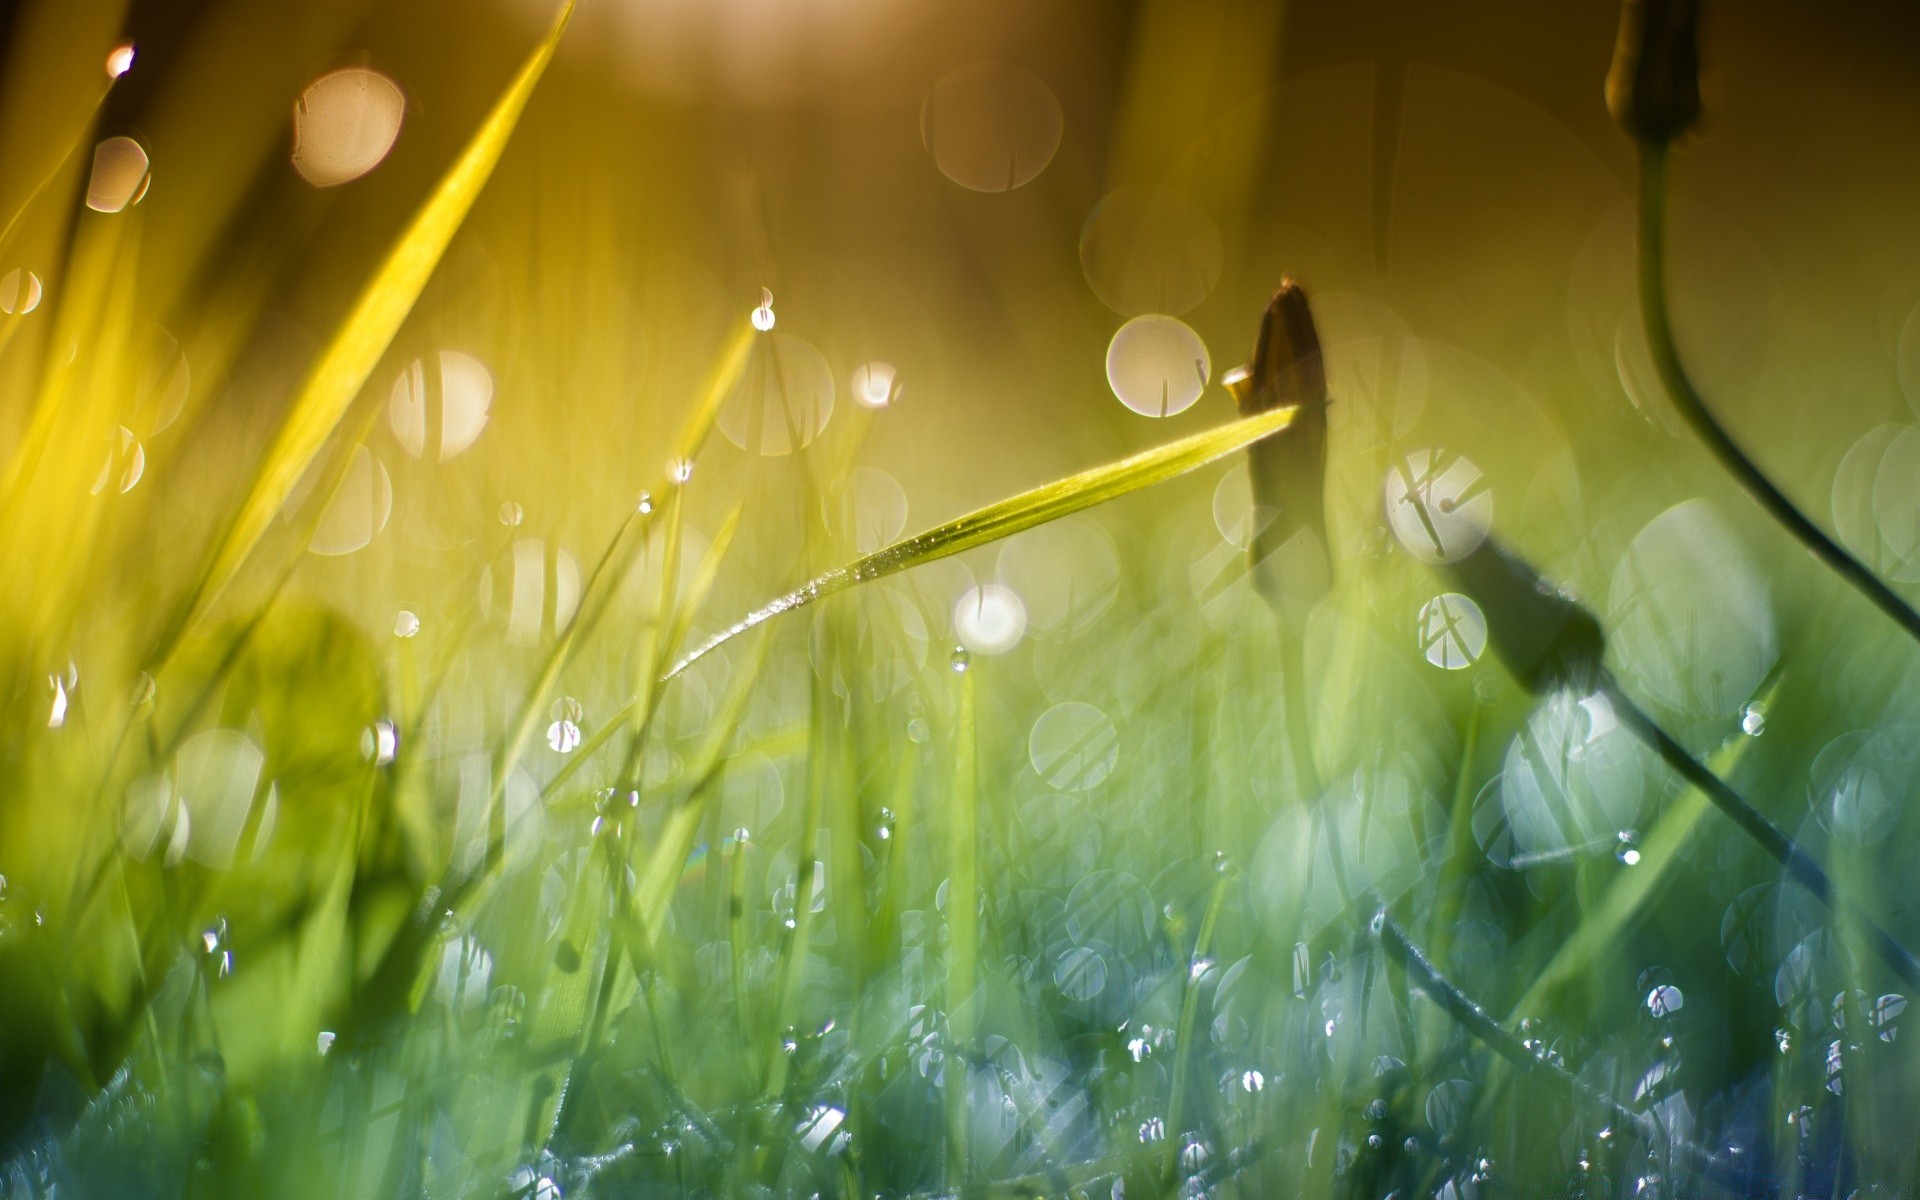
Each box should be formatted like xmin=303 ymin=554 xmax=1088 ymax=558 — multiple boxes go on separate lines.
xmin=1162 ymin=863 xmax=1228 ymax=1186
xmin=1599 ymin=675 xmax=1920 ymax=990
xmin=1374 ymin=909 xmax=1721 ymax=1175
xmin=1636 ymin=140 xmax=1920 ymax=645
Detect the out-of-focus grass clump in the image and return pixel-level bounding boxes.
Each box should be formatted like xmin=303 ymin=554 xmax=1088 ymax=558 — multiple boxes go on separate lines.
xmin=4 ymin=0 xmax=1920 ymax=1197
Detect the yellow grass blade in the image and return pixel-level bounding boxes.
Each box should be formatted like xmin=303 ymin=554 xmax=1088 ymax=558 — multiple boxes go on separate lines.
xmin=665 ymin=404 xmax=1299 ymax=680
xmin=163 ymin=0 xmax=575 ymax=659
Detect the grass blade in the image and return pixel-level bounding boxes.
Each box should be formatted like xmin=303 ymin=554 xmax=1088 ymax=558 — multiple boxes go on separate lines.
xmin=159 ymin=0 xmax=576 ymax=660
xmin=944 ymin=661 xmax=979 ymax=1189
xmin=666 ymin=404 xmax=1298 ymax=681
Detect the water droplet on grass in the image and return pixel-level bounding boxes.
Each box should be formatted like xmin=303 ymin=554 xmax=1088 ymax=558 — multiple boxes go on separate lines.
xmin=394 ymin=610 xmax=420 ymax=638
xmin=105 ymin=42 xmax=135 ymax=79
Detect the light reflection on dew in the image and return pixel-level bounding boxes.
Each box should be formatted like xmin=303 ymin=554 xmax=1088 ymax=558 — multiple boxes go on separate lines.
xmin=306 ymin=446 xmax=393 ymax=555
xmin=1052 ymin=945 xmax=1108 ymax=1000
xmin=1607 ymin=499 xmax=1775 ymax=721
xmin=718 ymin=332 xmax=834 ymax=456
xmin=89 ymin=426 xmax=145 ymax=495
xmin=46 ymin=674 xmax=68 ymax=728
xmin=1106 ymin=315 xmax=1209 ymax=418
xmin=1646 ymin=984 xmax=1685 ymax=1017
xmin=360 ymin=720 xmax=398 ymax=764
xmin=850 ymin=360 xmax=898 ymax=409
xmin=292 ymin=68 xmax=406 ymax=187
xmin=105 ymin=41 xmax=135 ymax=79
xmin=1416 ymin=593 xmax=1486 ymax=670
xmin=546 ymin=720 xmax=581 ymax=754
xmin=0 ymin=269 xmax=43 ymax=315
xmin=920 ymin=63 xmax=1062 ymax=193
xmin=174 ymin=729 xmax=267 ymax=869
xmin=394 ymin=610 xmax=420 ymax=638
xmin=480 ymin=539 xmax=582 ymax=646
xmin=1079 ymin=186 xmax=1222 ymax=317
xmin=751 ymin=287 xmax=776 ymax=331
xmin=498 ymin=501 xmax=524 ymax=527
xmin=389 ymin=351 xmax=492 ymax=461
xmin=823 ymin=466 xmax=907 ymax=553
xmin=1029 ymin=701 xmax=1119 ymax=791
xmin=795 ymin=1104 xmax=848 ymax=1155
xmin=86 ymin=136 xmax=151 ymax=213
xmin=953 ymin=584 xmax=1026 ymax=655
xmin=1807 ymin=730 xmax=1907 ymax=845
xmin=997 ymin=517 xmax=1119 ymax=637
xmin=436 ymin=934 xmax=493 ymax=1009
xmin=1383 ymin=448 xmax=1492 ymax=564
xmin=1498 ymin=690 xmax=1650 ymax=866
xmin=1211 ymin=461 xmax=1275 ymax=551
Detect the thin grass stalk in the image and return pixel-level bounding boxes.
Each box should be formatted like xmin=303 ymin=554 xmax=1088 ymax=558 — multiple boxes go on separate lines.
xmin=762 ymin=666 xmax=831 ymax=1100
xmin=1636 ymin=141 xmax=1920 ymax=646
xmin=482 ymin=322 xmax=754 ymax=839
xmin=943 ymin=660 xmax=979 ymax=1190
xmin=541 ymin=502 xmax=743 ymax=800
xmin=728 ymin=830 xmax=753 ymax=1046
xmin=1162 ymin=861 xmax=1228 ymax=1186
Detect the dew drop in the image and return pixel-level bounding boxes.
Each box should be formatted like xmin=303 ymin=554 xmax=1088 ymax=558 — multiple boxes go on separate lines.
xmin=105 ymin=41 xmax=136 ymax=79
xmin=498 ymin=501 xmax=525 ymax=527
xmin=546 ymin=720 xmax=582 ymax=754
xmin=949 ymin=646 xmax=971 ymax=673
xmin=394 ymin=610 xmax=420 ymax=638
xmin=751 ymin=288 xmax=776 ymax=331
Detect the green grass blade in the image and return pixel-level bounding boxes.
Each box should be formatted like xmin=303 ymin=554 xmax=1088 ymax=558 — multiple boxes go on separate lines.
xmin=160 ymin=0 xmax=576 ymax=660
xmin=944 ymin=663 xmax=978 ymax=1189
xmin=666 ymin=404 xmax=1298 ymax=681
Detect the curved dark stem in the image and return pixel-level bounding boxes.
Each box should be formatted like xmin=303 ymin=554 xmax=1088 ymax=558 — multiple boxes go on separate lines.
xmin=1374 ymin=909 xmax=1722 ymax=1175
xmin=1598 ymin=674 xmax=1920 ymax=991
xmin=1637 ymin=141 xmax=1920 ymax=645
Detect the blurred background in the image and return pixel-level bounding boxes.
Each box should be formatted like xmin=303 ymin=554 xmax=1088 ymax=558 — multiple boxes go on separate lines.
xmin=5 ymin=0 xmax=1920 ymax=1194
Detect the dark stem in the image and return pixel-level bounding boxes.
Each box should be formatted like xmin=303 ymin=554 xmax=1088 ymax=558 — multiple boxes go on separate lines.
xmin=1637 ymin=140 xmax=1920 ymax=645
xmin=1374 ymin=909 xmax=1722 ymax=1175
xmin=1598 ymin=675 xmax=1920 ymax=991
